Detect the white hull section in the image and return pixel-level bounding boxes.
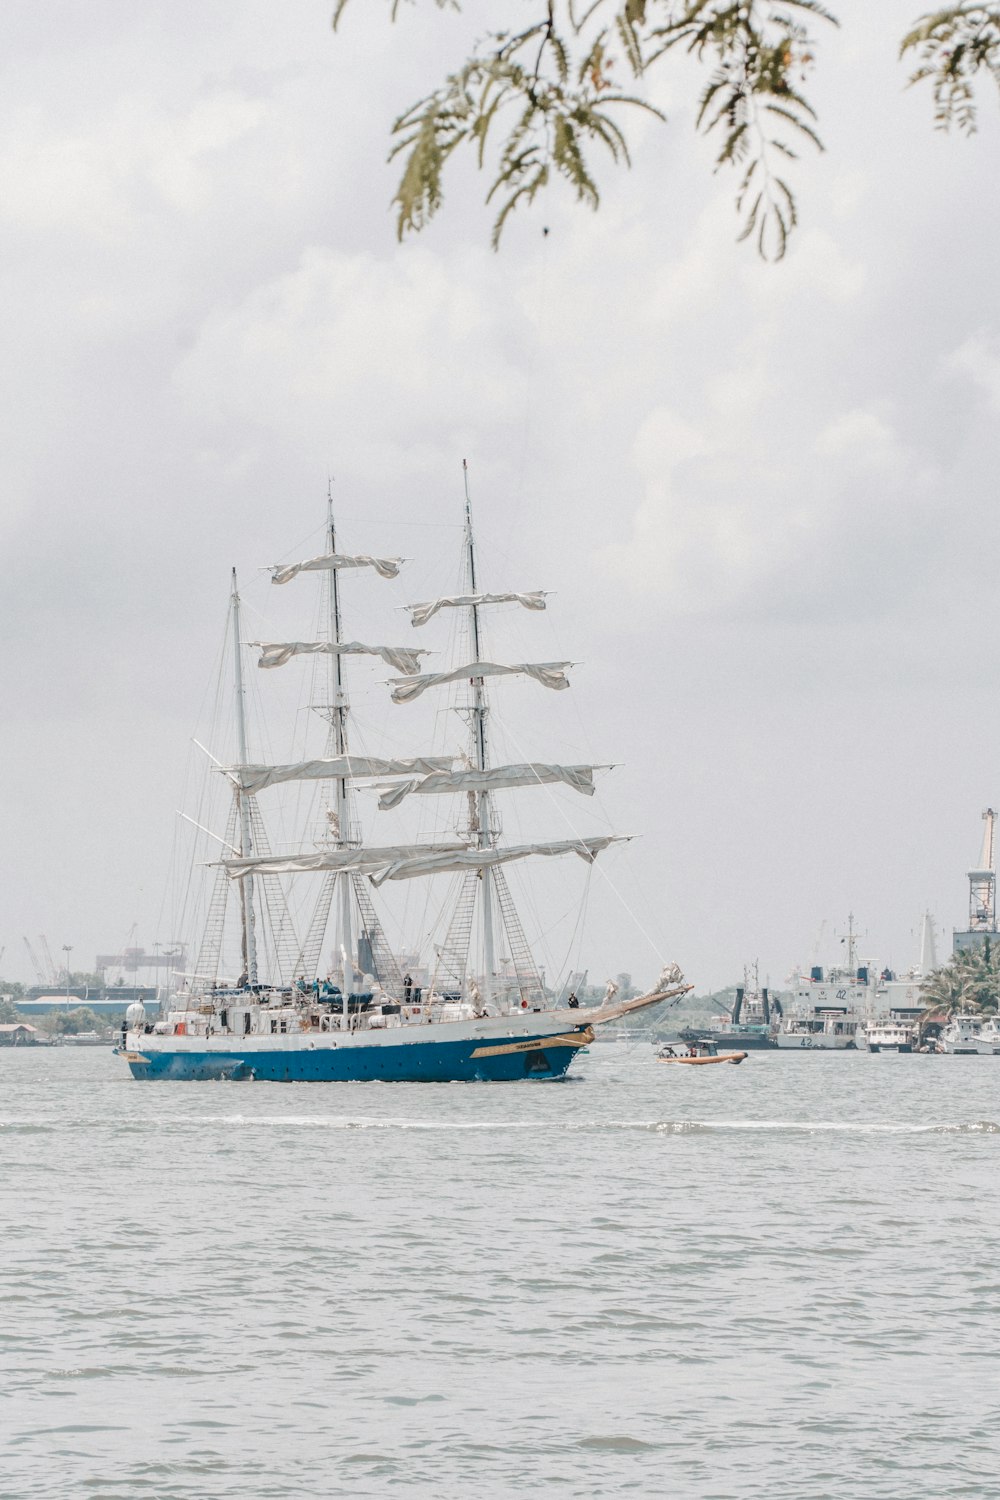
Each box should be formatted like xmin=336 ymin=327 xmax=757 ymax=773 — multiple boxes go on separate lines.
xmin=775 ymin=1029 xmax=858 ymax=1050
xmin=129 ymin=1004 xmax=602 ymax=1061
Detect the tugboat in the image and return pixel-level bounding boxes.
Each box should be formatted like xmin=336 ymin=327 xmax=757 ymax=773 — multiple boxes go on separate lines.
xmin=678 ymin=964 xmax=779 ymax=1050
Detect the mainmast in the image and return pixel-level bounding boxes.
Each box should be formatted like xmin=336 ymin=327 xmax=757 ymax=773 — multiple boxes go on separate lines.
xmin=463 ymin=461 xmax=496 ymax=1009
xmin=230 ymin=570 xmax=258 ymax=985
xmin=328 ymin=491 xmax=355 ymax=1020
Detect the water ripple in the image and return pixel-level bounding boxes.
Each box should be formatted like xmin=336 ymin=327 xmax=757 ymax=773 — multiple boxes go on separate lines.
xmin=4 ymin=1048 xmax=1000 ymax=1500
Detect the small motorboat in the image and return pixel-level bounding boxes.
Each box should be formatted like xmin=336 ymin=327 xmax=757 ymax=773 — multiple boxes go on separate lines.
xmin=657 ymin=1039 xmax=748 ymax=1066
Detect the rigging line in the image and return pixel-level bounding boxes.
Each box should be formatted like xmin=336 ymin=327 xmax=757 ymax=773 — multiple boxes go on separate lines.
xmin=419 ymin=872 xmax=466 ymax=984
xmin=237 ymin=595 xmax=287 ymax=641
xmin=454 ymin=516 xmax=554 ymax=580
xmin=260 ymin=518 xmax=329 ymax=571
xmin=357 ymin=518 xmax=463 ymax=530
xmin=489 ymin=705 xmax=665 ymax=965
xmin=170 ymin=605 xmax=234 ymax=971
xmin=512 ymin=864 xmax=581 ymax=1002
xmin=543 ymin=860 xmax=594 ymax=993
xmin=573 ymin=864 xmax=593 ymax=979
xmin=530 ymin=886 xmax=597 ymax=947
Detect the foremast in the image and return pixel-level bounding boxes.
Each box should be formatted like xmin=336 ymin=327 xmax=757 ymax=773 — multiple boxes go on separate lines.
xmin=463 ymin=461 xmax=497 ymax=1010
xmin=234 ymin=519 xmax=420 ymax=998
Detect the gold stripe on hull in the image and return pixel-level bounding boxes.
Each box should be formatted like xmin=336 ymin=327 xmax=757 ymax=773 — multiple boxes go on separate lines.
xmin=471 ymin=1026 xmax=593 ymax=1059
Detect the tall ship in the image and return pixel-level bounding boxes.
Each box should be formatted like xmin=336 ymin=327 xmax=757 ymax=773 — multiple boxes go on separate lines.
xmin=120 ymin=475 xmax=688 ymax=1082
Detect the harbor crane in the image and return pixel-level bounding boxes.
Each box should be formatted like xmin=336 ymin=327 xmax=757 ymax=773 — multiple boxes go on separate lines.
xmin=967 ymin=808 xmax=996 ymax=932
xmin=37 ymin=935 xmax=60 ymax=983
xmin=22 ymin=936 xmax=46 ymax=985
xmin=953 ymin=809 xmax=998 ymax=957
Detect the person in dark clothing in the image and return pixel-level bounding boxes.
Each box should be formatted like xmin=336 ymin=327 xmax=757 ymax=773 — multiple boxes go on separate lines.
xmin=567 ymin=993 xmax=580 ymax=1009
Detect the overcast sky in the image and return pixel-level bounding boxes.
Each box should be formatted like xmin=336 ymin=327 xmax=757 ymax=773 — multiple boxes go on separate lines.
xmin=3 ymin=1 xmax=1000 ymax=994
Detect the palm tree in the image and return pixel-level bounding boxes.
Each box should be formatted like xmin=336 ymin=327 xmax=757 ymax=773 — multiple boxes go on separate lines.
xmin=918 ymin=940 xmax=1000 ymax=1036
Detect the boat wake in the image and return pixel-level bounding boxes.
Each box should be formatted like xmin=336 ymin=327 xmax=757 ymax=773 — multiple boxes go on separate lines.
xmin=163 ymin=1114 xmax=544 ymax=1129
xmin=605 ymin=1118 xmax=1000 ymax=1135
xmin=5 ymin=1114 xmax=999 ymax=1135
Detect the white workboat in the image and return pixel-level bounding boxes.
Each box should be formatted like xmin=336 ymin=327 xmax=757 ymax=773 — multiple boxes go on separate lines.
xmin=939 ymin=1015 xmax=982 ymax=1054
xmin=976 ymin=1016 xmax=1000 ymax=1054
xmin=857 ymin=1018 xmax=916 ymax=1053
xmin=939 ymin=1014 xmax=1000 ymax=1054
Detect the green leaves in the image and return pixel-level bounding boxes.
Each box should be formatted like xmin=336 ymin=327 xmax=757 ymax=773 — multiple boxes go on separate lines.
xmin=902 ymin=6 xmax=1000 ymax=133
xmin=920 ymin=942 xmax=1000 ymax=1018
xmin=675 ymin=5 xmax=832 ymax=259
xmin=335 ymin=2 xmax=833 ymax=256
xmin=332 ymin=3 xmax=999 ymax=259
xmin=386 ymin=15 xmax=660 ymax=248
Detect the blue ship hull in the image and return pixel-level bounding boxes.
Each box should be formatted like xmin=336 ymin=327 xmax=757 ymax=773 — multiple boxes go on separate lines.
xmin=121 ymin=1031 xmax=584 ymax=1083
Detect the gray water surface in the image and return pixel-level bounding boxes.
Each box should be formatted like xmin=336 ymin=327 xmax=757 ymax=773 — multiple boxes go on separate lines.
xmin=3 ymin=1046 xmax=999 ymax=1498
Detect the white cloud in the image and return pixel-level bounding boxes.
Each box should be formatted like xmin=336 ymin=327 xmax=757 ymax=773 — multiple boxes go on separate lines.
xmin=947 ymin=334 xmax=1000 ymax=411
xmin=601 ymin=399 xmax=936 ymax=621
xmin=172 ymin=245 xmax=522 ymax=464
xmin=2 ymin=0 xmax=1000 ymax=992
xmin=0 ymin=87 xmax=267 ymax=239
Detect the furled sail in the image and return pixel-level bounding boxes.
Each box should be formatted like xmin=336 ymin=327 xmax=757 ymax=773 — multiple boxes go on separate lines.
xmin=390 ymin=660 xmax=571 ymax=704
xmin=406 ymin=591 xmax=547 ymax=627
xmin=369 ymin=835 xmax=626 ymax=886
xmin=253 ymin=640 xmax=426 ymax=675
xmin=233 ymin=755 xmax=455 ymax=795
xmin=222 ymin=841 xmax=470 ymax=880
xmin=271 ymin=552 xmax=401 ymax=585
xmin=377 ymin=762 xmax=598 ymax=811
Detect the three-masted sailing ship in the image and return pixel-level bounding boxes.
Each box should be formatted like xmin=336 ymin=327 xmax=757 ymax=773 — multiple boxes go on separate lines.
xmin=120 ymin=475 xmax=688 ymax=1081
